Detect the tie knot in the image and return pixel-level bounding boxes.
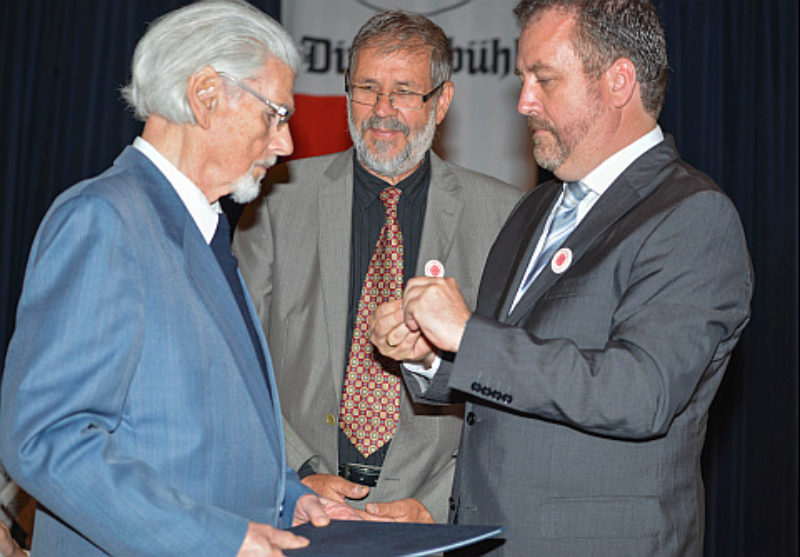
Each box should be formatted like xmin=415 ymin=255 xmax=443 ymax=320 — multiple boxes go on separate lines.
xmin=562 ymin=181 xmax=589 ymax=209
xmin=380 ymin=187 xmax=402 ymax=210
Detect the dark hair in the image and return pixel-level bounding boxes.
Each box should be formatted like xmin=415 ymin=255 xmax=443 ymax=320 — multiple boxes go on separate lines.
xmin=348 ymin=10 xmax=453 ymax=88
xmin=513 ymin=0 xmax=668 ymax=117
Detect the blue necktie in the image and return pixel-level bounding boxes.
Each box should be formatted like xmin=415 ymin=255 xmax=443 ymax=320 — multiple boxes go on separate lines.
xmin=210 ymin=213 xmax=269 ymax=383
xmin=515 ymin=181 xmax=590 ymax=302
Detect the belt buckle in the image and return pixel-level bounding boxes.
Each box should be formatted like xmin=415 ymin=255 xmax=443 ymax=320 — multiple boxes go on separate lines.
xmin=339 ymin=463 xmax=382 ymax=487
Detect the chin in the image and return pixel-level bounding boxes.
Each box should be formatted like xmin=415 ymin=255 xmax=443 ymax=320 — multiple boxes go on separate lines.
xmin=229 ymin=172 xmax=261 ymax=204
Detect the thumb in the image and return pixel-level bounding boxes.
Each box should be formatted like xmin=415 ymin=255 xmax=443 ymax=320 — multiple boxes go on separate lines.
xmin=269 ymin=530 xmax=310 ymax=550
xmin=365 ymin=502 xmax=386 ymax=515
xmin=346 ymin=483 xmax=370 ymax=499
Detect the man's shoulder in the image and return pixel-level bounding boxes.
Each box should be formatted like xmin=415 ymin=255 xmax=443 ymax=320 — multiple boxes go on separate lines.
xmin=261 ymin=150 xmax=352 ymax=199
xmin=431 ymin=155 xmax=523 ymax=208
xmin=49 ymin=152 xmax=149 ymax=213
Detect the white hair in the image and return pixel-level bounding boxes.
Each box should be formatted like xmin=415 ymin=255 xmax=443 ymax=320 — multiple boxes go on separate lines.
xmin=121 ymin=0 xmax=299 ymax=123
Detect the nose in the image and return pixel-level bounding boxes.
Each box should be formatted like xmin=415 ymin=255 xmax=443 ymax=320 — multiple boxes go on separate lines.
xmin=517 ymin=80 xmax=542 ymax=117
xmin=373 ymin=92 xmax=398 ymax=117
xmin=269 ymin=124 xmax=293 ymax=158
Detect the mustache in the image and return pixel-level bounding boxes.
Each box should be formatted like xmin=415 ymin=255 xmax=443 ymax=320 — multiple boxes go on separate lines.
xmin=361 ymin=116 xmax=410 ymax=136
xmin=527 ymin=116 xmax=555 ymax=134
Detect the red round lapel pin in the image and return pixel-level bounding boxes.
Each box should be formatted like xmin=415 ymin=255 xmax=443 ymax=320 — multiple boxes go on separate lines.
xmin=551 ymin=248 xmax=572 ymax=274
xmin=424 ymin=259 xmax=445 ymax=278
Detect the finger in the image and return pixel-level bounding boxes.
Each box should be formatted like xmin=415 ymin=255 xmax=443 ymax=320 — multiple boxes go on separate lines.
xmin=364 ymin=502 xmax=402 ymax=521
xmin=368 ymin=300 xmax=403 ymax=331
xmin=268 ymin=529 xmax=310 ymax=550
xmin=320 ymin=499 xmax=371 ymax=521
xmin=385 ymin=321 xmax=414 ymax=348
xmin=304 ymin=498 xmax=331 ymax=527
xmin=336 ymin=478 xmax=369 ymax=500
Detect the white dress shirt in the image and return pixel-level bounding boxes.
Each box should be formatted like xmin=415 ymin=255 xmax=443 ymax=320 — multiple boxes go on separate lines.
xmin=132 ymin=137 xmax=222 ymax=244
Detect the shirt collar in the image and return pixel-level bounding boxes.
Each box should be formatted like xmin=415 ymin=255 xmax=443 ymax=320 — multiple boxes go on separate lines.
xmin=579 ymin=125 xmax=664 ymax=196
xmin=353 ymin=151 xmax=431 ymax=209
xmin=133 ymin=137 xmax=221 ymax=244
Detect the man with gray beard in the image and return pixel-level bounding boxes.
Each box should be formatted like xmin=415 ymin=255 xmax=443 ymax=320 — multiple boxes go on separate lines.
xmin=233 ymin=10 xmax=521 ymax=523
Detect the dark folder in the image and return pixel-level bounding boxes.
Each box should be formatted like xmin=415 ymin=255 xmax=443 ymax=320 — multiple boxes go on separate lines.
xmin=284 ymin=520 xmax=504 ymax=556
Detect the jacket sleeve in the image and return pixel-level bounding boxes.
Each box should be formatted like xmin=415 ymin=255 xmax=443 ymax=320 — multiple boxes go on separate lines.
xmin=445 ymin=189 xmax=752 ymax=440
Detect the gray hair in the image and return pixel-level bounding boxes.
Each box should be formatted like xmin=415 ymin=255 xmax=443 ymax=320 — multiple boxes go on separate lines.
xmin=122 ymin=0 xmax=299 ymax=123
xmin=348 ymin=10 xmax=453 ymax=88
xmin=513 ymin=0 xmax=668 ymax=118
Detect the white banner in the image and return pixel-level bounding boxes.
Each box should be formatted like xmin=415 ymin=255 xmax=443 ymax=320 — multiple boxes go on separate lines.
xmin=282 ymin=0 xmax=536 ymax=190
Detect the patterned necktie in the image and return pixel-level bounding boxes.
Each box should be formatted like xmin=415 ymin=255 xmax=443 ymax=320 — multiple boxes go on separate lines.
xmin=515 ymin=181 xmax=590 ymax=303
xmin=340 ymin=187 xmax=403 ymax=458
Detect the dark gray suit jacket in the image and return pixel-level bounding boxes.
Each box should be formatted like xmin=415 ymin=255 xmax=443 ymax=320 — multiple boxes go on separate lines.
xmin=404 ymin=137 xmax=753 ymax=555
xmin=233 ymin=149 xmax=521 ymax=521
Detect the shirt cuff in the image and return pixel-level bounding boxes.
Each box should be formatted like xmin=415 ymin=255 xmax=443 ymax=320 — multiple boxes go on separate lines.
xmin=403 ymin=353 xmax=441 ymax=379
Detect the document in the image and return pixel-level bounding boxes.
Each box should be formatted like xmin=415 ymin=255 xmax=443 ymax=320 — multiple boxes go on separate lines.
xmin=284 ymin=520 xmax=504 ymax=556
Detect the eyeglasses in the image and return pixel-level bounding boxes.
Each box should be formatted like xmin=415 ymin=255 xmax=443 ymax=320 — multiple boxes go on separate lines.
xmin=218 ymin=71 xmax=292 ymax=130
xmin=345 ymin=79 xmax=445 ymax=110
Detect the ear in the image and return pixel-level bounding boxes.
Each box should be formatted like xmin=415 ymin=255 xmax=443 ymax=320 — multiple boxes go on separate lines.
xmin=605 ymin=57 xmax=637 ymax=109
xmin=187 ymin=66 xmax=222 ymax=129
xmin=434 ymin=81 xmax=455 ymax=125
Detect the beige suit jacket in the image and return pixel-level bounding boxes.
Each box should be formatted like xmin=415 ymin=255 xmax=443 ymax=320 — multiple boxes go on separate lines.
xmin=233 ymin=149 xmax=521 ymax=521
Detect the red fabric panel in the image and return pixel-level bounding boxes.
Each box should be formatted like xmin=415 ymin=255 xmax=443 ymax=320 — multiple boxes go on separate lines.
xmin=287 ymin=94 xmax=352 ymax=161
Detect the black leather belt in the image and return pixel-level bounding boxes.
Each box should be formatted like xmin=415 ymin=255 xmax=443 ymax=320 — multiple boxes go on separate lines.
xmin=338 ymin=463 xmax=381 ymax=487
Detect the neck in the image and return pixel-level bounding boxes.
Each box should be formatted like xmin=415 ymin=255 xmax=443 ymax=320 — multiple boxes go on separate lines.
xmin=559 ymin=110 xmax=657 ymax=182
xmin=141 ymin=115 xmax=219 ymax=202
xmin=357 ymin=155 xmax=426 ymax=186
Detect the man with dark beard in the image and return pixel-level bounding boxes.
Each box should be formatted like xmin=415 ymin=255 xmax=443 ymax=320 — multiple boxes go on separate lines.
xmin=369 ymin=0 xmax=753 ymax=554
xmin=233 ymin=11 xmax=521 ymax=523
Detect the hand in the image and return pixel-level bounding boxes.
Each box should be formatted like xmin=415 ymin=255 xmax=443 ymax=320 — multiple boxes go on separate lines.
xmin=292 ymin=493 xmax=367 ymax=527
xmin=1 ymin=521 xmax=26 ymax=557
xmin=364 ymin=498 xmax=434 ymax=523
xmin=236 ymin=521 xmax=308 ymax=557
xmin=401 ymin=277 xmax=471 ymax=353
xmin=369 ymin=300 xmax=436 ymax=362
xmin=301 ymin=473 xmax=369 ymax=503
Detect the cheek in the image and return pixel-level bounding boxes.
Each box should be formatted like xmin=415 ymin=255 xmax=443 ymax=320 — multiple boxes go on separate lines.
xmin=350 ymin=104 xmax=372 ymax=127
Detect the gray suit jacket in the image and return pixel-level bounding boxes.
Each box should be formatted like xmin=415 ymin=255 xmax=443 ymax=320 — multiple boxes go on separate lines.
xmin=233 ymin=149 xmax=521 ymax=521
xmin=403 ymin=137 xmax=753 ymax=555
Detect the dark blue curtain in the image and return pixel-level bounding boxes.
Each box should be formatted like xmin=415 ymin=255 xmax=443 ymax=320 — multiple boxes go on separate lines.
xmin=1 ymin=1 xmax=797 ymax=554
xmin=654 ymin=2 xmax=798 ymax=554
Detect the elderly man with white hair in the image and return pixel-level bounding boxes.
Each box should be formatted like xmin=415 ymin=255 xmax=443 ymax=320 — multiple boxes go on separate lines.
xmin=0 ymin=1 xmax=366 ymax=555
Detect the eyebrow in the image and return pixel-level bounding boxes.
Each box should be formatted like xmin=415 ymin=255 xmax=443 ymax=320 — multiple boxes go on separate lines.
xmin=516 ymin=62 xmax=555 ymax=75
xmin=352 ymin=77 xmax=419 ymax=89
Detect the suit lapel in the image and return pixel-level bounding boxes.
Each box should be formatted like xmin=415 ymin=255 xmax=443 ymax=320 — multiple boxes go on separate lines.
xmin=494 ymin=182 xmax=561 ymax=321
xmin=318 ymin=151 xmax=354 ymax=397
xmin=183 ymin=219 xmax=277 ymax=435
xmin=416 ymin=153 xmax=463 ymax=274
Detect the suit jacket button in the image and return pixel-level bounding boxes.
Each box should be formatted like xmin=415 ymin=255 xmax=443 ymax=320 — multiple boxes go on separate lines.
xmin=325 ymin=414 xmax=336 ymax=426
xmin=466 ymin=412 xmax=476 ymax=425
xmin=449 ymin=497 xmax=456 ymax=511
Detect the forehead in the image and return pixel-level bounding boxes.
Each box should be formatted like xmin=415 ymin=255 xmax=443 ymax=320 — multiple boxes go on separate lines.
xmin=254 ymin=58 xmax=296 ymax=107
xmin=516 ymin=9 xmax=579 ymax=72
xmin=351 ymin=46 xmax=432 ymax=86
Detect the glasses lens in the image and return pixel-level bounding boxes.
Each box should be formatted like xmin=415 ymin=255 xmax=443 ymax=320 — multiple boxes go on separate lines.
xmin=390 ymin=93 xmax=423 ymax=110
xmin=351 ymin=87 xmax=377 ymax=105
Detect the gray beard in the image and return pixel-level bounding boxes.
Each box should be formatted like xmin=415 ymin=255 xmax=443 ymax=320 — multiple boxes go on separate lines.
xmin=229 ymin=159 xmax=275 ymax=204
xmin=348 ymin=105 xmax=436 ymax=178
